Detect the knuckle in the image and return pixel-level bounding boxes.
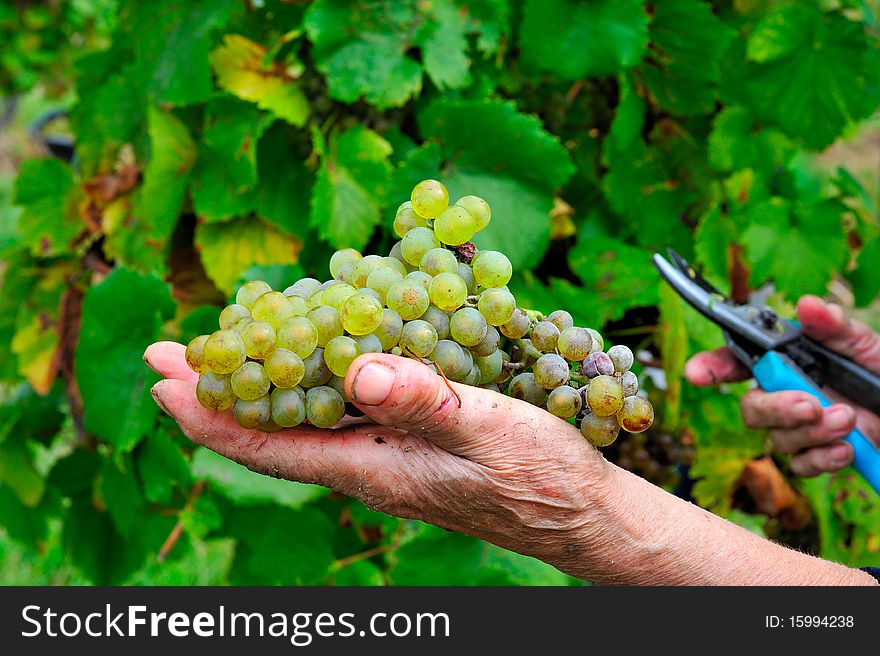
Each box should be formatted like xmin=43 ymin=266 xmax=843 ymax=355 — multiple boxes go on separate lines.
xmin=769 ymin=429 xmax=798 ymax=454
xmin=740 ymin=391 xmax=765 ymax=427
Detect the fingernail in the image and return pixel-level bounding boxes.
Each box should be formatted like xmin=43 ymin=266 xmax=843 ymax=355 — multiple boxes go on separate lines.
xmin=351 ymin=363 xmax=396 ymax=406
xmin=826 ymin=406 xmax=854 ymax=433
xmin=793 ymin=400 xmax=819 ymax=422
xmin=151 ymin=384 xmax=171 ymax=416
xmin=831 ymin=443 xmax=851 ymax=467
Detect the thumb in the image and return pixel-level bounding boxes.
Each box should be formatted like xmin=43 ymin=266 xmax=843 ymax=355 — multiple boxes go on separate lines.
xmin=797 ymin=296 xmax=880 ymax=374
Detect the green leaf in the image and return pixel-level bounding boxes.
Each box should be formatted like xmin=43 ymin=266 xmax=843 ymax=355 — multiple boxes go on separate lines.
xmin=234 ymin=264 xmax=305 ymax=299
xmin=418 ymin=0 xmax=472 ymax=90
xmin=693 ymin=200 xmax=739 ymax=285
xmin=48 ymin=450 xmax=102 ymax=499
xmin=0 ymin=382 xmax=65 ymax=447
xmin=334 ymin=560 xmax=385 ymax=586
xmin=310 ymin=126 xmax=392 ymax=250
xmin=0 ymin=439 xmax=44 ymax=507
xmin=75 ymin=268 xmax=175 ymax=450
xmin=137 ymin=433 xmax=192 ymax=505
xmin=847 ymin=237 xmax=880 ymax=307
xmin=98 ymin=456 xmax=145 ymax=538
xmin=519 ymin=0 xmax=648 ymax=79
xmin=14 ymin=158 xmax=81 ymax=257
xmin=0 ymin=485 xmax=50 ymax=550
xmin=191 ymin=447 xmax=328 ymax=509
xmin=196 ymin=216 xmax=302 ymax=294
xmin=254 ymin=124 xmax=314 ymax=237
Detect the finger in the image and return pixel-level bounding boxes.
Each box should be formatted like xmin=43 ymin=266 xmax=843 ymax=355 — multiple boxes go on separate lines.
xmin=144 ymin=341 xmax=198 ymax=384
xmin=684 ymin=348 xmax=751 ymax=386
xmin=790 ymin=441 xmax=853 ymax=477
xmin=769 ymin=404 xmax=857 ymax=454
xmin=740 ymin=389 xmax=822 ymax=429
xmin=797 ymin=296 xmax=880 ymax=373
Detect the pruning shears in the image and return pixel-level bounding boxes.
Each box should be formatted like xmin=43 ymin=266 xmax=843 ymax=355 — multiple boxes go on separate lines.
xmin=653 ymin=249 xmax=880 ymax=494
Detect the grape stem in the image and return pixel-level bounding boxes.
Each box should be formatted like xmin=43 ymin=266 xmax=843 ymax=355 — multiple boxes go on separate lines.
xmin=569 ymin=373 xmax=591 ymax=386
xmin=405 ymin=346 xmax=462 ymax=409
xmin=502 ymin=361 xmax=527 ymax=371
xmin=512 ymin=338 xmax=543 ymax=361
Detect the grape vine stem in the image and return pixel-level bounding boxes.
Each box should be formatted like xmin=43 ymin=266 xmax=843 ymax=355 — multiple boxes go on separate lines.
xmin=157 ymin=479 xmax=206 ymax=562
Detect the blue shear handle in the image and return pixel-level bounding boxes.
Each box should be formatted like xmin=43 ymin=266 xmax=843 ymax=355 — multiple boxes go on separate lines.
xmin=753 ymin=351 xmax=880 ymax=494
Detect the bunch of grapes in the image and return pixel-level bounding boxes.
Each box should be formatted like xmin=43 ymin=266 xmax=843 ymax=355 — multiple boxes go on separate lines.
xmin=184 ymin=180 xmax=655 ymax=446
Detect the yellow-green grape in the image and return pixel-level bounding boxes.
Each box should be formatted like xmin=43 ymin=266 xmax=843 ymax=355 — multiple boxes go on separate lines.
xmin=322 ymin=279 xmax=343 ymax=291
xmin=496 ymin=350 xmax=511 ymax=384
xmin=286 ymin=295 xmax=309 ymax=317
xmin=530 ymin=321 xmax=559 ymax=353
xmin=420 ymin=247 xmax=458 ymax=276
xmin=472 ymin=251 xmax=512 ymax=288
xmin=185 ymin=334 xmax=210 ymax=373
xmin=449 ymin=307 xmax=488 ymax=347
xmin=393 ymin=201 xmax=428 ymax=237
xmin=473 ymin=349 xmax=503 ymax=384
xmin=327 ymin=375 xmax=351 ymax=402
xmin=351 ymin=254 xmax=386 ymax=288
xmin=330 ymin=248 xmax=362 ymax=279
xmin=307 ymin=306 xmax=343 ymax=347
xmin=359 ymin=288 xmax=382 ymax=304
xmin=617 ymin=396 xmax=654 ymax=433
xmin=305 ymin=386 xmax=346 ymax=428
xmin=388 ymin=241 xmax=407 ymax=266
xmin=324 ymin=335 xmax=362 ymax=377
xmin=620 ymin=371 xmax=639 ymax=397
xmin=580 ymin=411 xmax=620 ymax=447
xmin=429 ymin=340 xmax=468 ymax=379
xmin=372 ymin=309 xmax=404 ymax=350
xmin=477 ymin=287 xmax=516 ymax=326
xmin=203 ymin=329 xmax=247 ymax=374
xmin=386 ymin=279 xmax=429 ymax=321
xmin=607 ymin=344 xmax=634 ymax=373
xmin=508 ymin=372 xmax=548 ymax=407
xmin=336 ymin=261 xmax=357 ymax=286
xmin=383 ymin=256 xmax=407 ymax=277
xmin=235 ymin=280 xmax=272 ymax=310
xmin=547 ymin=310 xmax=574 ymax=332
xmin=231 ymin=361 xmax=271 ymax=401
xmin=354 ymin=333 xmax=382 ymax=354
xmin=321 ymin=283 xmax=358 ymax=311
xmin=457 ymin=262 xmax=477 ymax=294
xmin=219 ymin=304 xmax=252 ymax=332
xmin=366 ymin=267 xmax=403 ymax=304
xmin=240 ymin=321 xmax=277 ymax=360
xmin=586 ymin=328 xmax=604 ymax=353
xmin=400 ymin=227 xmax=440 ymax=266
xmin=411 ymin=179 xmax=449 ymax=219
xmin=399 ymin=319 xmax=438 ymax=358
xmin=270 ymin=387 xmax=306 ymax=427
xmin=196 ymin=371 xmax=235 ymax=411
xmin=462 ymin=364 xmax=481 ymax=385
xmin=470 ymin=325 xmax=499 ymax=357
xmin=251 ymin=291 xmax=296 ymax=329
xmin=300 ymin=348 xmax=332 ymax=388
xmin=451 ymin=347 xmax=474 ymax=383
xmin=533 ymin=353 xmax=570 ymax=389
xmin=433 ymin=205 xmax=475 ymax=246
xmin=546 ymin=385 xmax=582 ymax=419
xmin=277 ymin=316 xmax=318 ymax=359
xmin=428 ymin=272 xmax=468 ymax=311
xmin=557 ymin=327 xmax=593 ymax=362
xmin=587 ymin=375 xmax=624 ymax=417
xmin=283 ymin=278 xmax=322 ymax=300
xmin=500 ymin=308 xmax=531 ymax=339
xmin=264 ymin=348 xmax=305 ymax=388
xmin=455 ymin=195 xmax=491 ymax=232
xmin=341 ymin=293 xmax=383 ymax=335
xmin=406 ymin=270 xmax=433 ymax=290
xmin=420 ymin=305 xmax=450 ymax=340
xmin=306 ymin=290 xmax=326 ymax=311
xmin=233 ymin=395 xmax=271 ymax=429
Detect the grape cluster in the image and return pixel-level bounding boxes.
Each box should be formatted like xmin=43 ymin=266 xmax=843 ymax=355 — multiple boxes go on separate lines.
xmin=184 ymin=180 xmax=655 ymax=445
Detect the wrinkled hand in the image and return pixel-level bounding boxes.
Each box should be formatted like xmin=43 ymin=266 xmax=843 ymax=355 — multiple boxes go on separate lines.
xmin=145 ymin=341 xmax=610 ymax=572
xmin=685 ymin=295 xmax=880 ymax=477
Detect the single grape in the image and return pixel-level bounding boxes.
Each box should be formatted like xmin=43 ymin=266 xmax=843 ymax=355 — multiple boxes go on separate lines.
xmin=449 ymin=307 xmax=488 ymax=347
xmin=411 ymin=179 xmax=449 ymax=219
xmin=341 ymin=293 xmax=384 ymax=335
xmin=283 ymin=278 xmax=322 ymax=300
xmin=359 ymin=288 xmax=382 ymax=303
xmin=327 ymin=375 xmax=351 ymax=402
xmin=259 ymin=418 xmax=284 ymax=433
xmin=400 ymin=227 xmax=440 ymax=266
xmin=399 ymin=320 xmax=438 ymax=358
xmin=547 ymin=310 xmax=574 ymax=332
xmin=530 ymin=321 xmax=560 ymax=353
xmin=420 ymin=247 xmax=458 ymax=276
xmin=580 ymin=410 xmax=621 ymax=447
xmin=305 ymin=386 xmax=346 ymax=428
xmin=420 ymin=305 xmax=450 ymax=340
xmin=462 ymin=364 xmax=481 ymax=386
xmin=336 ymin=261 xmax=357 ymax=286
xmin=286 ymin=295 xmax=309 ymax=317
xmin=219 ymin=304 xmax=252 ymax=332
xmin=496 ymin=350 xmax=512 ymax=384
xmin=473 ymin=349 xmax=503 ymax=385
xmin=321 ymin=283 xmax=358 ymax=310
xmin=231 ymin=361 xmax=271 ymax=400
xmin=457 ymin=262 xmax=477 ymax=294
xmin=264 ymin=348 xmax=305 ymax=388
xmin=372 ymin=309 xmax=404 ymax=351
xmin=353 ymin=333 xmax=383 ymax=354
xmin=388 ymin=241 xmax=407 ymax=265
xmin=196 ymin=371 xmax=235 ymax=411
xmin=428 ymin=272 xmax=468 ymax=311
xmin=203 ymin=329 xmax=247 ymax=374
xmin=185 ymin=334 xmax=210 ymax=373
xmin=329 ymin=248 xmax=362 ymax=279
xmin=607 ymin=344 xmax=634 ymax=373
xmin=383 ymin=256 xmax=408 ymax=277
xmin=620 ymin=370 xmax=639 ymax=397
xmin=277 ymin=316 xmax=318 ymax=359
xmin=586 ymin=328 xmax=604 ymax=353
xmin=470 ymin=324 xmax=500 ymax=357
xmin=324 ymin=335 xmax=362 ymax=377
xmin=477 ymin=287 xmax=516 ymax=326
xmin=386 ymin=279 xmax=429 ymax=321
xmin=472 ymin=251 xmax=512 ymax=289
xmin=533 ymin=353 xmax=570 ymax=389
xmin=235 ymin=280 xmax=272 ymax=309
xmin=455 ymin=195 xmax=491 ymax=232
xmin=307 ymin=306 xmax=344 ymax=347
xmin=322 ymin=279 xmax=343 ymax=290
xmin=508 ymin=373 xmax=548 ymax=407
xmin=434 ymin=205 xmax=475 ymax=246
xmin=251 ymin=291 xmax=296 ymax=329
xmin=351 ymin=254 xmax=386 ymax=288
xmin=617 ymin=396 xmax=654 ymax=433
xmin=547 ymin=385 xmax=582 ymax=419
xmin=236 ymin=321 xmax=273 ymax=360
xmin=429 ymin=340 xmax=468 ymax=379
xmin=300 ymin=347 xmax=332 ymax=388
xmin=406 ymin=270 xmax=433 ymax=290
xmin=557 ymin=327 xmax=593 ymax=362
xmin=366 ymin=267 xmax=403 ymax=305
xmin=587 ymin=375 xmax=624 ymax=417
xmin=307 ymin=290 xmax=325 ymax=309
xmin=583 ymin=352 xmax=614 ymax=378
xmin=500 ymin=308 xmax=531 ymax=339
xmin=271 ymin=387 xmax=306 ymax=427
xmin=233 ymin=395 xmax=271 ymax=429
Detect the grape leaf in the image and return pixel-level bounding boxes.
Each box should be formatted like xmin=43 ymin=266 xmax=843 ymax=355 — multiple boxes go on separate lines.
xmin=0 ymin=439 xmax=44 ymax=507
xmin=0 ymin=382 xmax=65 ymax=447
xmin=0 ymin=485 xmax=50 ymax=550
xmin=98 ymin=456 xmax=145 ymax=538
xmin=847 ymin=237 xmax=880 ymax=306
xmin=418 ymin=0 xmax=471 ymax=90
xmin=254 ymin=123 xmax=314 ymax=237
xmin=137 ymin=433 xmax=192 ymax=506
xmin=48 ymin=450 xmax=102 ymax=499
xmin=519 ymin=0 xmax=648 ymax=79
xmin=75 ymin=268 xmax=175 ymax=451
xmin=310 ymin=126 xmax=392 ymax=250
xmin=387 ymin=142 xmax=443 ymax=233
xmin=693 ymin=201 xmax=739 ymax=285
xmin=13 ymin=158 xmax=81 ymax=257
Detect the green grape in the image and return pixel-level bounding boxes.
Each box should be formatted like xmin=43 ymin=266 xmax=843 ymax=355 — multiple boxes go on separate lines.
xmin=235 ymin=280 xmax=272 ymax=310
xmin=617 ymin=396 xmax=654 ymax=433
xmin=411 ymin=179 xmax=449 ymax=219
xmin=557 ymin=327 xmax=593 ymax=362
xmin=406 ymin=270 xmax=433 ymax=290
xmin=233 ymin=395 xmax=271 ymax=429
xmin=547 ymin=310 xmax=574 ymax=332
xmin=307 ymin=306 xmax=344 ymax=347
xmin=473 ymin=349 xmax=503 ymax=385
xmin=240 ymin=321 xmax=276 ymax=360
xmin=607 ymin=344 xmax=634 ymax=373
xmin=496 ymin=350 xmax=512 ymax=384
xmin=456 ymin=348 xmax=474 ymax=383
xmin=472 ymin=251 xmax=512 ymax=288
xmin=366 ymin=267 xmax=403 ymax=304
xmin=393 ymin=201 xmax=428 ymax=237
xmin=457 ymin=262 xmax=477 ymax=294
xmin=322 ymin=279 xmax=343 ymax=290
xmin=386 ymin=280 xmax=429 ymax=321
xmin=428 ymin=272 xmax=468 ymax=311
xmin=420 ymin=247 xmax=458 ymax=276
xmin=580 ymin=411 xmax=620 ymax=447
xmin=470 ymin=325 xmax=499 ymax=357
xmin=586 ymin=328 xmax=604 ymax=353
xmin=533 ymin=353 xmax=570 ymax=389
xmin=185 ymin=334 xmax=210 ymax=373
xmin=341 ymin=293 xmax=383 ymax=335
xmin=359 ymin=288 xmax=382 ymax=303
xmin=530 ymin=321 xmax=559 ymax=353
xmin=455 ymin=195 xmax=491 ymax=232
xmin=251 ymin=291 xmax=296 ymax=329
xmin=270 ymin=387 xmax=306 ymax=427
xmin=462 ymin=364 xmax=481 ymax=386
xmin=336 ymin=261 xmax=357 ymax=286
xmin=480 ymin=382 xmax=501 ymax=393
xmin=321 ymin=283 xmax=358 ymax=310
xmin=203 ymin=329 xmax=247 ymax=374
xmin=372 ymin=309 xmax=404 ymax=351
xmin=433 ymin=205 xmax=475 ymax=246
xmin=450 ymin=307 xmax=488 ymax=347
xmin=264 ymin=348 xmax=305 ymax=388
xmin=477 ymin=287 xmax=516 ymax=326
xmin=399 ymin=319 xmax=438 ymax=358
xmin=383 ymin=256 xmax=408 ymax=277
xmin=354 ymin=333 xmax=382 ymax=354
xmin=324 ymin=335 xmax=362 ymax=377
xmin=351 ymin=254 xmax=386 ymax=288
xmin=219 ymin=304 xmax=252 ymax=332
xmin=231 ymin=361 xmax=271 ymax=400
xmin=420 ymin=305 xmax=450 ymax=340
xmin=508 ymin=373 xmax=548 ymax=407
xmin=620 ymin=371 xmax=639 ymax=397
xmin=429 ymin=340 xmax=468 ymax=379
xmin=286 ymin=295 xmax=309 ymax=317
xmin=196 ymin=371 xmax=235 ymax=411
xmin=546 ymin=385 xmax=582 ymax=419
xmin=330 ymin=248 xmax=362 ymax=279
xmin=277 ymin=316 xmax=318 ymax=359
xmin=388 ymin=241 xmax=407 ymax=266
xmin=307 ymin=290 xmax=325 ymax=309
xmin=587 ymin=375 xmax=624 ymax=417
xmin=327 ymin=375 xmax=351 ymax=402
xmin=305 ymin=386 xmax=346 ymax=428
xmin=400 ymin=227 xmax=440 ymax=266
xmin=301 ymin=348 xmax=332 ymax=388
xmin=500 ymin=308 xmax=531 ymax=339
xmin=283 ymin=278 xmax=322 ymax=300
